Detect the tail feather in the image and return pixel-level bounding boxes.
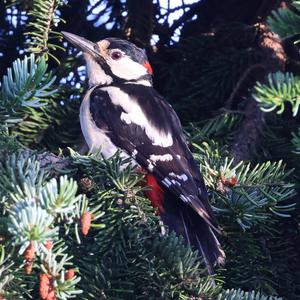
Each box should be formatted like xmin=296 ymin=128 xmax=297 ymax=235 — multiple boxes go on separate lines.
xmin=161 ymin=193 xmax=225 ymax=274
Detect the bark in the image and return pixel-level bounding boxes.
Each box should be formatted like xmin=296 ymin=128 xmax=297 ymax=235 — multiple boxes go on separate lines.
xmin=230 ymin=24 xmax=286 ymax=162
xmin=38 ymin=152 xmax=71 ymax=170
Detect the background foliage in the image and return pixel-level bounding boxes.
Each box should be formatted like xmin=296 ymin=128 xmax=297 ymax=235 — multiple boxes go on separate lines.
xmin=0 ymin=0 xmax=299 ymax=299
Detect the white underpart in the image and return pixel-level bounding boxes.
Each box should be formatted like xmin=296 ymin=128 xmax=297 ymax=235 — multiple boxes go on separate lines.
xmin=102 ymin=86 xmax=173 ymax=147
xmin=84 ymin=53 xmax=113 ymax=87
xmin=149 ymin=154 xmax=173 ymax=162
xmin=80 ymin=88 xmax=130 ymax=161
xmin=107 ymin=54 xmax=148 ymax=81
xmin=169 ymin=172 xmax=188 ymax=182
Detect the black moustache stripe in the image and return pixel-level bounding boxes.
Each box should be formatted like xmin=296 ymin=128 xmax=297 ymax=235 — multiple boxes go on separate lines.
xmin=93 ymin=56 xmax=152 ymax=87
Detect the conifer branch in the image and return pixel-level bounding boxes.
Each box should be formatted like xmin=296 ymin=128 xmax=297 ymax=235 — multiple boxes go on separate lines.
xmin=193 ymin=140 xmax=295 ymax=230
xmin=26 ymin=0 xmax=66 ymax=62
xmin=291 ymin=128 xmax=300 ymax=154
xmin=253 ymin=71 xmax=300 ymax=116
xmin=0 ymin=54 xmax=56 ymax=122
xmin=0 ymin=152 xmax=85 ymax=299
xmin=218 ymin=288 xmax=283 ymax=300
xmin=267 ymin=1 xmax=300 ymax=39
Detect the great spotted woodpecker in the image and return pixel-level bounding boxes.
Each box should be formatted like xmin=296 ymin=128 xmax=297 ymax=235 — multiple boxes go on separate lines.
xmin=62 ymin=32 xmax=225 ymax=273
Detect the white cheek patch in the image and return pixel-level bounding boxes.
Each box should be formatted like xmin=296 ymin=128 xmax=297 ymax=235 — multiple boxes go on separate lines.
xmin=103 ymin=87 xmax=173 ymax=147
xmin=107 ymin=55 xmax=147 ymax=81
xmin=149 ymin=154 xmax=173 ymax=162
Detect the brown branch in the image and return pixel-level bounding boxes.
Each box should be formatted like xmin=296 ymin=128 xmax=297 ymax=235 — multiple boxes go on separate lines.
xmin=38 ymin=152 xmax=72 ymax=171
xmin=230 ymin=23 xmax=286 ymax=162
xmin=42 ymin=0 xmax=57 ymax=52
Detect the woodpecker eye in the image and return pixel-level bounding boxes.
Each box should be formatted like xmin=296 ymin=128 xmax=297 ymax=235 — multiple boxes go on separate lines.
xmin=111 ymin=51 xmax=122 ymax=60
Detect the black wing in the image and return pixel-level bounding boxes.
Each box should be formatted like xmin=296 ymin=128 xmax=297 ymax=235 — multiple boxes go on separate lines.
xmin=89 ymin=84 xmax=217 ymax=230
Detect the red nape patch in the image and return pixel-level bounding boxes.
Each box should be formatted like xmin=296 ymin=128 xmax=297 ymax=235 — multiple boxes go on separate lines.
xmin=143 ymin=173 xmax=165 ymax=214
xmin=143 ymin=61 xmax=153 ymax=75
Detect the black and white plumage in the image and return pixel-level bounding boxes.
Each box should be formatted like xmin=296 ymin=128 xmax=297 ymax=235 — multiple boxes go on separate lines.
xmin=62 ymin=32 xmax=225 ymax=273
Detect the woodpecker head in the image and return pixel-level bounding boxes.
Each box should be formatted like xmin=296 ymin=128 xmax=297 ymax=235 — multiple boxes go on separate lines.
xmin=62 ymin=32 xmax=153 ymax=87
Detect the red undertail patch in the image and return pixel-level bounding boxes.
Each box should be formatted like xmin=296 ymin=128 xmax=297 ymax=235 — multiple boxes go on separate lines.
xmin=143 ymin=173 xmax=165 ymax=214
xmin=143 ymin=61 xmax=153 ymax=75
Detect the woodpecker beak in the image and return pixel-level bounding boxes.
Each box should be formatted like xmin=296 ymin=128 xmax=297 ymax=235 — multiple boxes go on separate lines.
xmin=62 ymin=31 xmax=99 ymax=57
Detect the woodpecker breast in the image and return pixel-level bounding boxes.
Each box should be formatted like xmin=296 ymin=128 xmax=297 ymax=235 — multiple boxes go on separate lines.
xmin=80 ymin=87 xmax=119 ymax=158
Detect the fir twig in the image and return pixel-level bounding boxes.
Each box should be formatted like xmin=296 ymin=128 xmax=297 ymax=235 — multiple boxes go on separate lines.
xmin=0 ymin=54 xmax=57 ymax=122
xmin=26 ymin=0 xmax=66 ymax=62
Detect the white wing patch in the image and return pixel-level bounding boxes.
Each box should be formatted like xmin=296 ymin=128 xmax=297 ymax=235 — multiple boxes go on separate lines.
xmin=169 ymin=172 xmax=188 ymax=182
xmin=102 ymin=86 xmax=173 ymax=147
xmin=170 ymin=179 xmax=181 ymax=186
xmin=149 ymin=154 xmax=173 ymax=162
xmin=162 ymin=177 xmax=172 ymax=187
xmin=180 ymin=194 xmax=190 ymax=203
xmin=120 ymin=112 xmax=132 ymax=124
xmin=132 ymin=149 xmax=138 ymax=158
xmin=147 ymin=159 xmax=155 ymax=172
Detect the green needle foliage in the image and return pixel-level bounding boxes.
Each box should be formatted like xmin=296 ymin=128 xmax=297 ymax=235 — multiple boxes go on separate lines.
xmin=218 ymin=289 xmax=283 ymax=300
xmin=267 ymin=1 xmax=300 ymax=39
xmin=70 ymin=151 xmax=221 ymax=299
xmin=26 ymin=0 xmax=66 ymax=62
xmin=0 ymin=54 xmax=56 ymax=119
xmin=0 ymin=152 xmax=85 ymax=299
xmin=253 ymin=72 xmax=300 ymax=116
xmin=292 ymin=128 xmax=300 ymax=154
xmin=254 ymin=0 xmax=300 ymax=180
